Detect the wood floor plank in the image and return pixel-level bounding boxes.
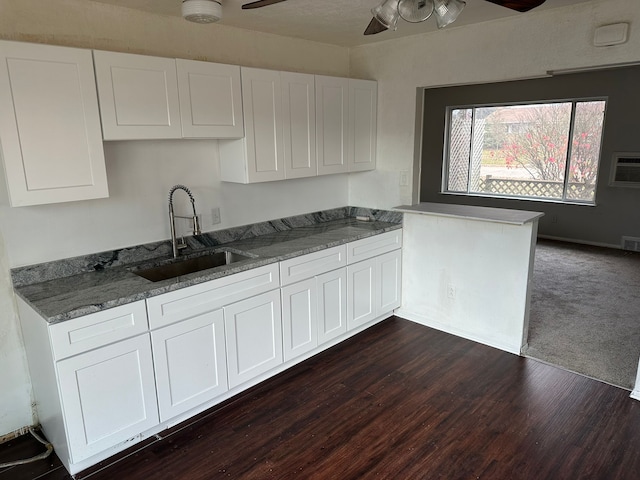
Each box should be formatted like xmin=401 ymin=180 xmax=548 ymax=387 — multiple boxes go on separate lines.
xmin=5 ymin=317 xmax=640 ymax=479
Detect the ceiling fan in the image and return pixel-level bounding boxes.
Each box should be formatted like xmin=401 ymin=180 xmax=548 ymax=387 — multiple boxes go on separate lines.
xmin=241 ymin=0 xmax=547 ymax=35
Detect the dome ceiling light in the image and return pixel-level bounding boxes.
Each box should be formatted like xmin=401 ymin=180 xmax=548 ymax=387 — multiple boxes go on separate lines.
xmin=182 ymin=0 xmax=222 ymax=24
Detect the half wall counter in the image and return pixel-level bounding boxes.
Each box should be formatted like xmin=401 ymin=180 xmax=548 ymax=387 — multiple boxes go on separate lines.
xmin=395 ymin=202 xmax=543 ymax=355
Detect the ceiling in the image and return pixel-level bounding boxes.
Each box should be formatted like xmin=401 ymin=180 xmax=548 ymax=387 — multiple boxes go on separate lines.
xmin=87 ymin=0 xmax=591 ymax=47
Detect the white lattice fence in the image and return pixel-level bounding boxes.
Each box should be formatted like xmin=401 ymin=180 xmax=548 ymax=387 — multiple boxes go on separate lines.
xmin=478 ymin=177 xmax=595 ymax=199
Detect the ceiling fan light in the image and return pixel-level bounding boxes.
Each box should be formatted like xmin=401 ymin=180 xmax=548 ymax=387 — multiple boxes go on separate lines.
xmin=182 ymin=0 xmax=222 ymax=24
xmin=371 ymin=0 xmax=401 ymax=31
xmin=433 ymin=0 xmax=466 ymax=29
xmin=398 ymin=0 xmax=435 ymax=23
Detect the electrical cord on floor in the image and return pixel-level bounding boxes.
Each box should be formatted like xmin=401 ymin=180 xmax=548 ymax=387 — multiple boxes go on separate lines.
xmin=0 ymin=427 xmax=53 ymax=468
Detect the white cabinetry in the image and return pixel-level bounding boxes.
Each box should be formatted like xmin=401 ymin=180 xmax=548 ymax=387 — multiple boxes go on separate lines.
xmin=146 ymin=263 xmax=279 ymax=419
xmin=316 ymin=76 xmax=377 ymax=175
xmin=151 ymin=310 xmax=228 ymax=422
xmin=176 ymin=59 xmax=243 ymax=138
xmin=94 ymin=51 xmax=243 ymax=140
xmin=18 ymin=300 xmax=158 ymax=473
xmin=18 ymin=226 xmax=400 ymax=476
xmin=57 ymin=334 xmax=158 ymax=463
xmin=282 ymin=72 xmax=316 ymax=179
xmin=0 ymin=40 xmax=108 ymax=206
xmin=280 ymin=245 xmax=348 ymax=359
xmin=315 ymin=75 xmax=349 ymax=175
xmin=219 ymin=69 xmax=317 ymax=183
xmin=348 ymin=79 xmax=377 ymax=172
xmin=219 ymin=67 xmax=284 ymax=183
xmin=94 ymin=51 xmax=182 ymax=140
xmin=282 ymin=278 xmax=318 ymax=361
xmin=317 ymin=268 xmax=348 ymax=344
xmin=224 ymin=289 xmax=283 ymax=388
xmin=347 ymin=231 xmax=402 ymax=329
xmin=221 ymin=69 xmax=376 ymax=183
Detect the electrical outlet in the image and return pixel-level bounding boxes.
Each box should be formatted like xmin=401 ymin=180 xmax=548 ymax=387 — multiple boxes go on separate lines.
xmin=551 ymin=214 xmax=558 ymax=224
xmin=399 ymin=170 xmax=409 ymax=186
xmin=211 ymin=207 xmax=221 ymax=225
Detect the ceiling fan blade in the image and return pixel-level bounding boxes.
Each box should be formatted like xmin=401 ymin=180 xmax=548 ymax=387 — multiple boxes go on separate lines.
xmin=242 ymin=0 xmax=288 ymax=10
xmin=364 ymin=17 xmax=389 ymax=36
xmin=483 ymin=0 xmax=547 ymax=13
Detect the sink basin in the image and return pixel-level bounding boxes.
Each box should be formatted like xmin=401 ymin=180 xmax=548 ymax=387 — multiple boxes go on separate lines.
xmin=133 ymin=251 xmax=253 ymax=282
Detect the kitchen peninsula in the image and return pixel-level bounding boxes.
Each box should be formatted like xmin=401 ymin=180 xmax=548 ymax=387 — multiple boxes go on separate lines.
xmin=395 ymin=202 xmax=543 ymax=355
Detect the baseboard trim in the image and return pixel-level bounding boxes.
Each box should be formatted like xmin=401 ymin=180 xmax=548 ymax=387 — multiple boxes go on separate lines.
xmin=630 ymin=390 xmax=640 ymax=401
xmin=537 ymin=235 xmax=620 ymax=250
xmin=395 ymin=309 xmax=522 ymax=356
xmin=0 ymin=425 xmax=34 ymax=445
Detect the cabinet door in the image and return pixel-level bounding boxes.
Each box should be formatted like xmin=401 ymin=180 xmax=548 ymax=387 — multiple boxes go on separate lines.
xmin=282 ymin=278 xmax=318 ymax=362
xmin=242 ymin=67 xmax=285 ymax=182
xmin=315 ymin=75 xmax=349 ymax=176
xmin=176 ymin=59 xmax=243 ymax=139
xmin=347 ymin=257 xmax=377 ymax=330
xmin=152 ymin=309 xmax=228 ymax=422
xmin=93 ymin=50 xmax=181 ymax=140
xmin=317 ymin=268 xmax=347 ymax=345
xmin=378 ymin=249 xmax=402 ymax=315
xmin=0 ymin=41 xmax=108 ymax=206
xmin=224 ymin=290 xmax=283 ymax=389
xmin=281 ymin=72 xmax=317 ymax=179
xmin=348 ymin=79 xmax=377 ymax=172
xmin=56 ymin=334 xmax=158 ymax=463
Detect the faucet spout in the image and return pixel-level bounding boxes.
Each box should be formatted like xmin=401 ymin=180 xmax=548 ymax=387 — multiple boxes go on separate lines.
xmin=168 ymin=185 xmax=200 ymax=259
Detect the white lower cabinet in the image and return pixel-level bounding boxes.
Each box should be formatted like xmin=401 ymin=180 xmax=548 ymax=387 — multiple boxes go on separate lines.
xmin=317 ymin=268 xmax=348 ymax=345
xmin=57 ymin=334 xmax=158 ymax=463
xmin=347 ymin=249 xmax=402 ymax=330
xmin=282 ymin=277 xmax=318 ymax=361
xmin=19 ymin=230 xmax=401 ymax=476
xmin=224 ymin=289 xmax=283 ymax=389
xmin=347 ymin=257 xmax=377 ymax=329
xmin=151 ymin=310 xmax=228 ymax=422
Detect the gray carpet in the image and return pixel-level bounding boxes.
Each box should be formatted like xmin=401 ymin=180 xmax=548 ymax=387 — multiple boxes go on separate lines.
xmin=523 ymin=239 xmax=640 ymax=390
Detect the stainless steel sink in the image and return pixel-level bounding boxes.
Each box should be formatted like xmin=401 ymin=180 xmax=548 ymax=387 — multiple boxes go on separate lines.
xmin=133 ymin=251 xmax=253 ymax=282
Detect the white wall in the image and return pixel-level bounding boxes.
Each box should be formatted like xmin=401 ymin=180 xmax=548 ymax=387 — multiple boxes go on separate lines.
xmin=348 ymin=0 xmax=640 ymax=210
xmin=0 ymin=0 xmax=350 ymax=437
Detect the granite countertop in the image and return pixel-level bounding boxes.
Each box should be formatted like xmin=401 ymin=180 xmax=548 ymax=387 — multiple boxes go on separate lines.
xmin=13 ymin=208 xmax=401 ymax=324
xmin=395 ymin=203 xmax=544 ymax=225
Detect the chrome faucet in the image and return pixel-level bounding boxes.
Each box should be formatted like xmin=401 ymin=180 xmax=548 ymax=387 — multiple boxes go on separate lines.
xmin=168 ymin=185 xmax=201 ymax=258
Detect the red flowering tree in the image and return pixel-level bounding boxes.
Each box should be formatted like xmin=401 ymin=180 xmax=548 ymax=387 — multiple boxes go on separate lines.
xmin=498 ymin=102 xmax=604 ymax=185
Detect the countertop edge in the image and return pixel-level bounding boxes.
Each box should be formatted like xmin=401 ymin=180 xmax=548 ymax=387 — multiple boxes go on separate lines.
xmin=395 ymin=203 xmax=544 ymax=226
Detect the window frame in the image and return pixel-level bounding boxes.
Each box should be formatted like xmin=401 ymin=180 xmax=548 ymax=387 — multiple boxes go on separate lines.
xmin=441 ymin=97 xmax=608 ymax=205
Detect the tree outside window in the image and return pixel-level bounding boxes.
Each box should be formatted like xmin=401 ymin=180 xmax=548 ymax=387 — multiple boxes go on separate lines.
xmin=445 ymin=99 xmax=606 ymax=204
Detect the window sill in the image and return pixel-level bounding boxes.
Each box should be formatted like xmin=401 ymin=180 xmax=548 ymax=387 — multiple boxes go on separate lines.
xmin=439 ymin=191 xmax=597 ymax=207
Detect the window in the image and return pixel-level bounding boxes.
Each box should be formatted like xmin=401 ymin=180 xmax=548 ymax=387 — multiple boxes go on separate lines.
xmin=444 ymin=100 xmax=607 ymax=204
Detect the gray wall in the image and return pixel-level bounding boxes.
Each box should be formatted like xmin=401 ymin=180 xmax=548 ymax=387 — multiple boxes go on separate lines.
xmin=419 ymin=66 xmax=640 ymax=247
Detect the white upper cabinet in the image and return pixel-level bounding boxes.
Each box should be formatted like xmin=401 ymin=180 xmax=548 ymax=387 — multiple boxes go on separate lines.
xmin=315 ymin=75 xmax=349 ymax=176
xmin=348 ymin=79 xmax=377 ymax=172
xmin=0 ymin=41 xmax=108 ymax=207
xmin=281 ymin=72 xmax=316 ymax=179
xmin=94 ymin=50 xmax=182 ymax=140
xmin=316 ymin=75 xmax=377 ymax=176
xmin=219 ymin=67 xmax=285 ymax=183
xmin=176 ymin=59 xmax=243 ymax=139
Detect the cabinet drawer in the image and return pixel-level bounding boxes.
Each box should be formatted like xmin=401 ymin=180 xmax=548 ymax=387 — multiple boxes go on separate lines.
xmin=347 ymin=230 xmax=402 ymax=264
xmin=147 ymin=263 xmax=280 ymax=330
xmin=279 ymin=245 xmax=346 ymax=286
xmin=49 ymin=301 xmax=148 ymax=360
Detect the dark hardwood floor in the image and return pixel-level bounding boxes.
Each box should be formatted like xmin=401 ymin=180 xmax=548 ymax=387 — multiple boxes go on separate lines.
xmin=3 ymin=317 xmax=640 ymax=479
